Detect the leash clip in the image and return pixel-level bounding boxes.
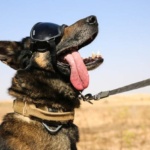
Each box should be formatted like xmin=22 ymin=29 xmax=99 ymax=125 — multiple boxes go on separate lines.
xmin=79 ymin=92 xmax=93 ymax=104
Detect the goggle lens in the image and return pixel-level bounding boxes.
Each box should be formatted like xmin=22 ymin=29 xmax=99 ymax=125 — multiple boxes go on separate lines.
xmin=30 ymin=22 xmax=67 ymax=52
xmin=31 ymin=23 xmax=62 ymax=41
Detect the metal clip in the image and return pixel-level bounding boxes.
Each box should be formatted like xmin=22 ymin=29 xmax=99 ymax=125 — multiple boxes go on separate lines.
xmin=42 ymin=123 xmax=62 ymax=134
xmin=78 ymin=92 xmax=93 ymax=104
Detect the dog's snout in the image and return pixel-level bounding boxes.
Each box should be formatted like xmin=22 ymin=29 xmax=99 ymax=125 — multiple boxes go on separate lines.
xmin=86 ymin=15 xmax=97 ymax=25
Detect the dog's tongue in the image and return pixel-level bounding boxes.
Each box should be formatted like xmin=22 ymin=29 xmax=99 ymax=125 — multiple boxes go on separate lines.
xmin=64 ymin=51 xmax=89 ymax=90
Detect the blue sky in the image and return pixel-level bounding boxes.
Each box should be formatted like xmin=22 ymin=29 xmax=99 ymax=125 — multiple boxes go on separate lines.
xmin=0 ymin=0 xmax=150 ymax=100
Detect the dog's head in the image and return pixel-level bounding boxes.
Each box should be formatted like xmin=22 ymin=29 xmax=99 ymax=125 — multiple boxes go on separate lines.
xmin=29 ymin=15 xmax=103 ymax=91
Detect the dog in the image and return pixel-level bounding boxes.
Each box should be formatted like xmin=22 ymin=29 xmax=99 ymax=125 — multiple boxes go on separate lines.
xmin=0 ymin=15 xmax=103 ymax=150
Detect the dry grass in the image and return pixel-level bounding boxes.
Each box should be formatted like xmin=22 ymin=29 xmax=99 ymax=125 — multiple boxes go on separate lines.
xmin=1 ymin=94 xmax=150 ymax=150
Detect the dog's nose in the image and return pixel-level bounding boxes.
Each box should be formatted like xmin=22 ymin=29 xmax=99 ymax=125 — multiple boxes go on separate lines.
xmin=86 ymin=15 xmax=97 ymax=24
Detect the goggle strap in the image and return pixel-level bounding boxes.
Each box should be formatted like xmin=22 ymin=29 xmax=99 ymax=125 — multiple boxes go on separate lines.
xmin=48 ymin=40 xmax=57 ymax=67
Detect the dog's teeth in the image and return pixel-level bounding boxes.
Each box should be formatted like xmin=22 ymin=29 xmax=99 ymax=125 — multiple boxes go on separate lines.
xmin=92 ymin=51 xmax=101 ymax=58
xmin=92 ymin=52 xmax=96 ymax=58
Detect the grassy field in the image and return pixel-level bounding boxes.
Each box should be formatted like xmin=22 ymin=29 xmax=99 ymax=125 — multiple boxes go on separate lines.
xmin=1 ymin=94 xmax=150 ymax=150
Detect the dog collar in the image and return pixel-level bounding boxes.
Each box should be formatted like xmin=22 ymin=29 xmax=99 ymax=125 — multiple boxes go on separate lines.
xmin=13 ymin=100 xmax=74 ymax=122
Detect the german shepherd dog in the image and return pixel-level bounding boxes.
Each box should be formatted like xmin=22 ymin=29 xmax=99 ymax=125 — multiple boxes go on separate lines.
xmin=0 ymin=15 xmax=103 ymax=150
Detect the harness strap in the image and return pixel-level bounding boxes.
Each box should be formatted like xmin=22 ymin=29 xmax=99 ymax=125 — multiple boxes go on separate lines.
xmin=13 ymin=100 xmax=74 ymax=122
xmin=81 ymin=78 xmax=150 ymax=102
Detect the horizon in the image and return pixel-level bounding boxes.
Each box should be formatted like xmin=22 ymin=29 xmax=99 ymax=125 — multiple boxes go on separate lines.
xmin=0 ymin=0 xmax=150 ymax=100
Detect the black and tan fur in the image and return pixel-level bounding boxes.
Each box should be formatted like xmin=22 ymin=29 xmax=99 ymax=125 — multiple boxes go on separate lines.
xmin=0 ymin=16 xmax=103 ymax=150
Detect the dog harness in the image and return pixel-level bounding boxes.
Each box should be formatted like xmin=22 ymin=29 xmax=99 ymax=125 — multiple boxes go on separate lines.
xmin=13 ymin=99 xmax=74 ymax=133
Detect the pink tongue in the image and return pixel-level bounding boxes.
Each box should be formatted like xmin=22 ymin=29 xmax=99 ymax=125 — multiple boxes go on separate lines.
xmin=64 ymin=51 xmax=89 ymax=90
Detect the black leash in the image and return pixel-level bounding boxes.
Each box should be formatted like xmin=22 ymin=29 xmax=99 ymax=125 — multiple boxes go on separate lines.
xmin=79 ymin=78 xmax=150 ymax=103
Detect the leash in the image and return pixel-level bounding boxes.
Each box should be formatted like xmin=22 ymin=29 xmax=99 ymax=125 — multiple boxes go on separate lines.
xmin=79 ymin=78 xmax=150 ymax=103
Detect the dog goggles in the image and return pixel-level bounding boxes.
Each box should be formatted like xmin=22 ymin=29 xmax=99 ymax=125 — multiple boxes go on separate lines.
xmin=30 ymin=22 xmax=67 ymax=52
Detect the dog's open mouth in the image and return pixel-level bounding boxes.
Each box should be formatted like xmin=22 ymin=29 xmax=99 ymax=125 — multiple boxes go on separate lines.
xmin=56 ymin=34 xmax=103 ymax=91
xmin=55 ymin=15 xmax=104 ymax=91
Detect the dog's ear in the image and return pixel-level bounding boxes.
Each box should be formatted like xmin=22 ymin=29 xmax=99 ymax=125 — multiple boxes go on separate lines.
xmin=0 ymin=37 xmax=32 ymax=70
